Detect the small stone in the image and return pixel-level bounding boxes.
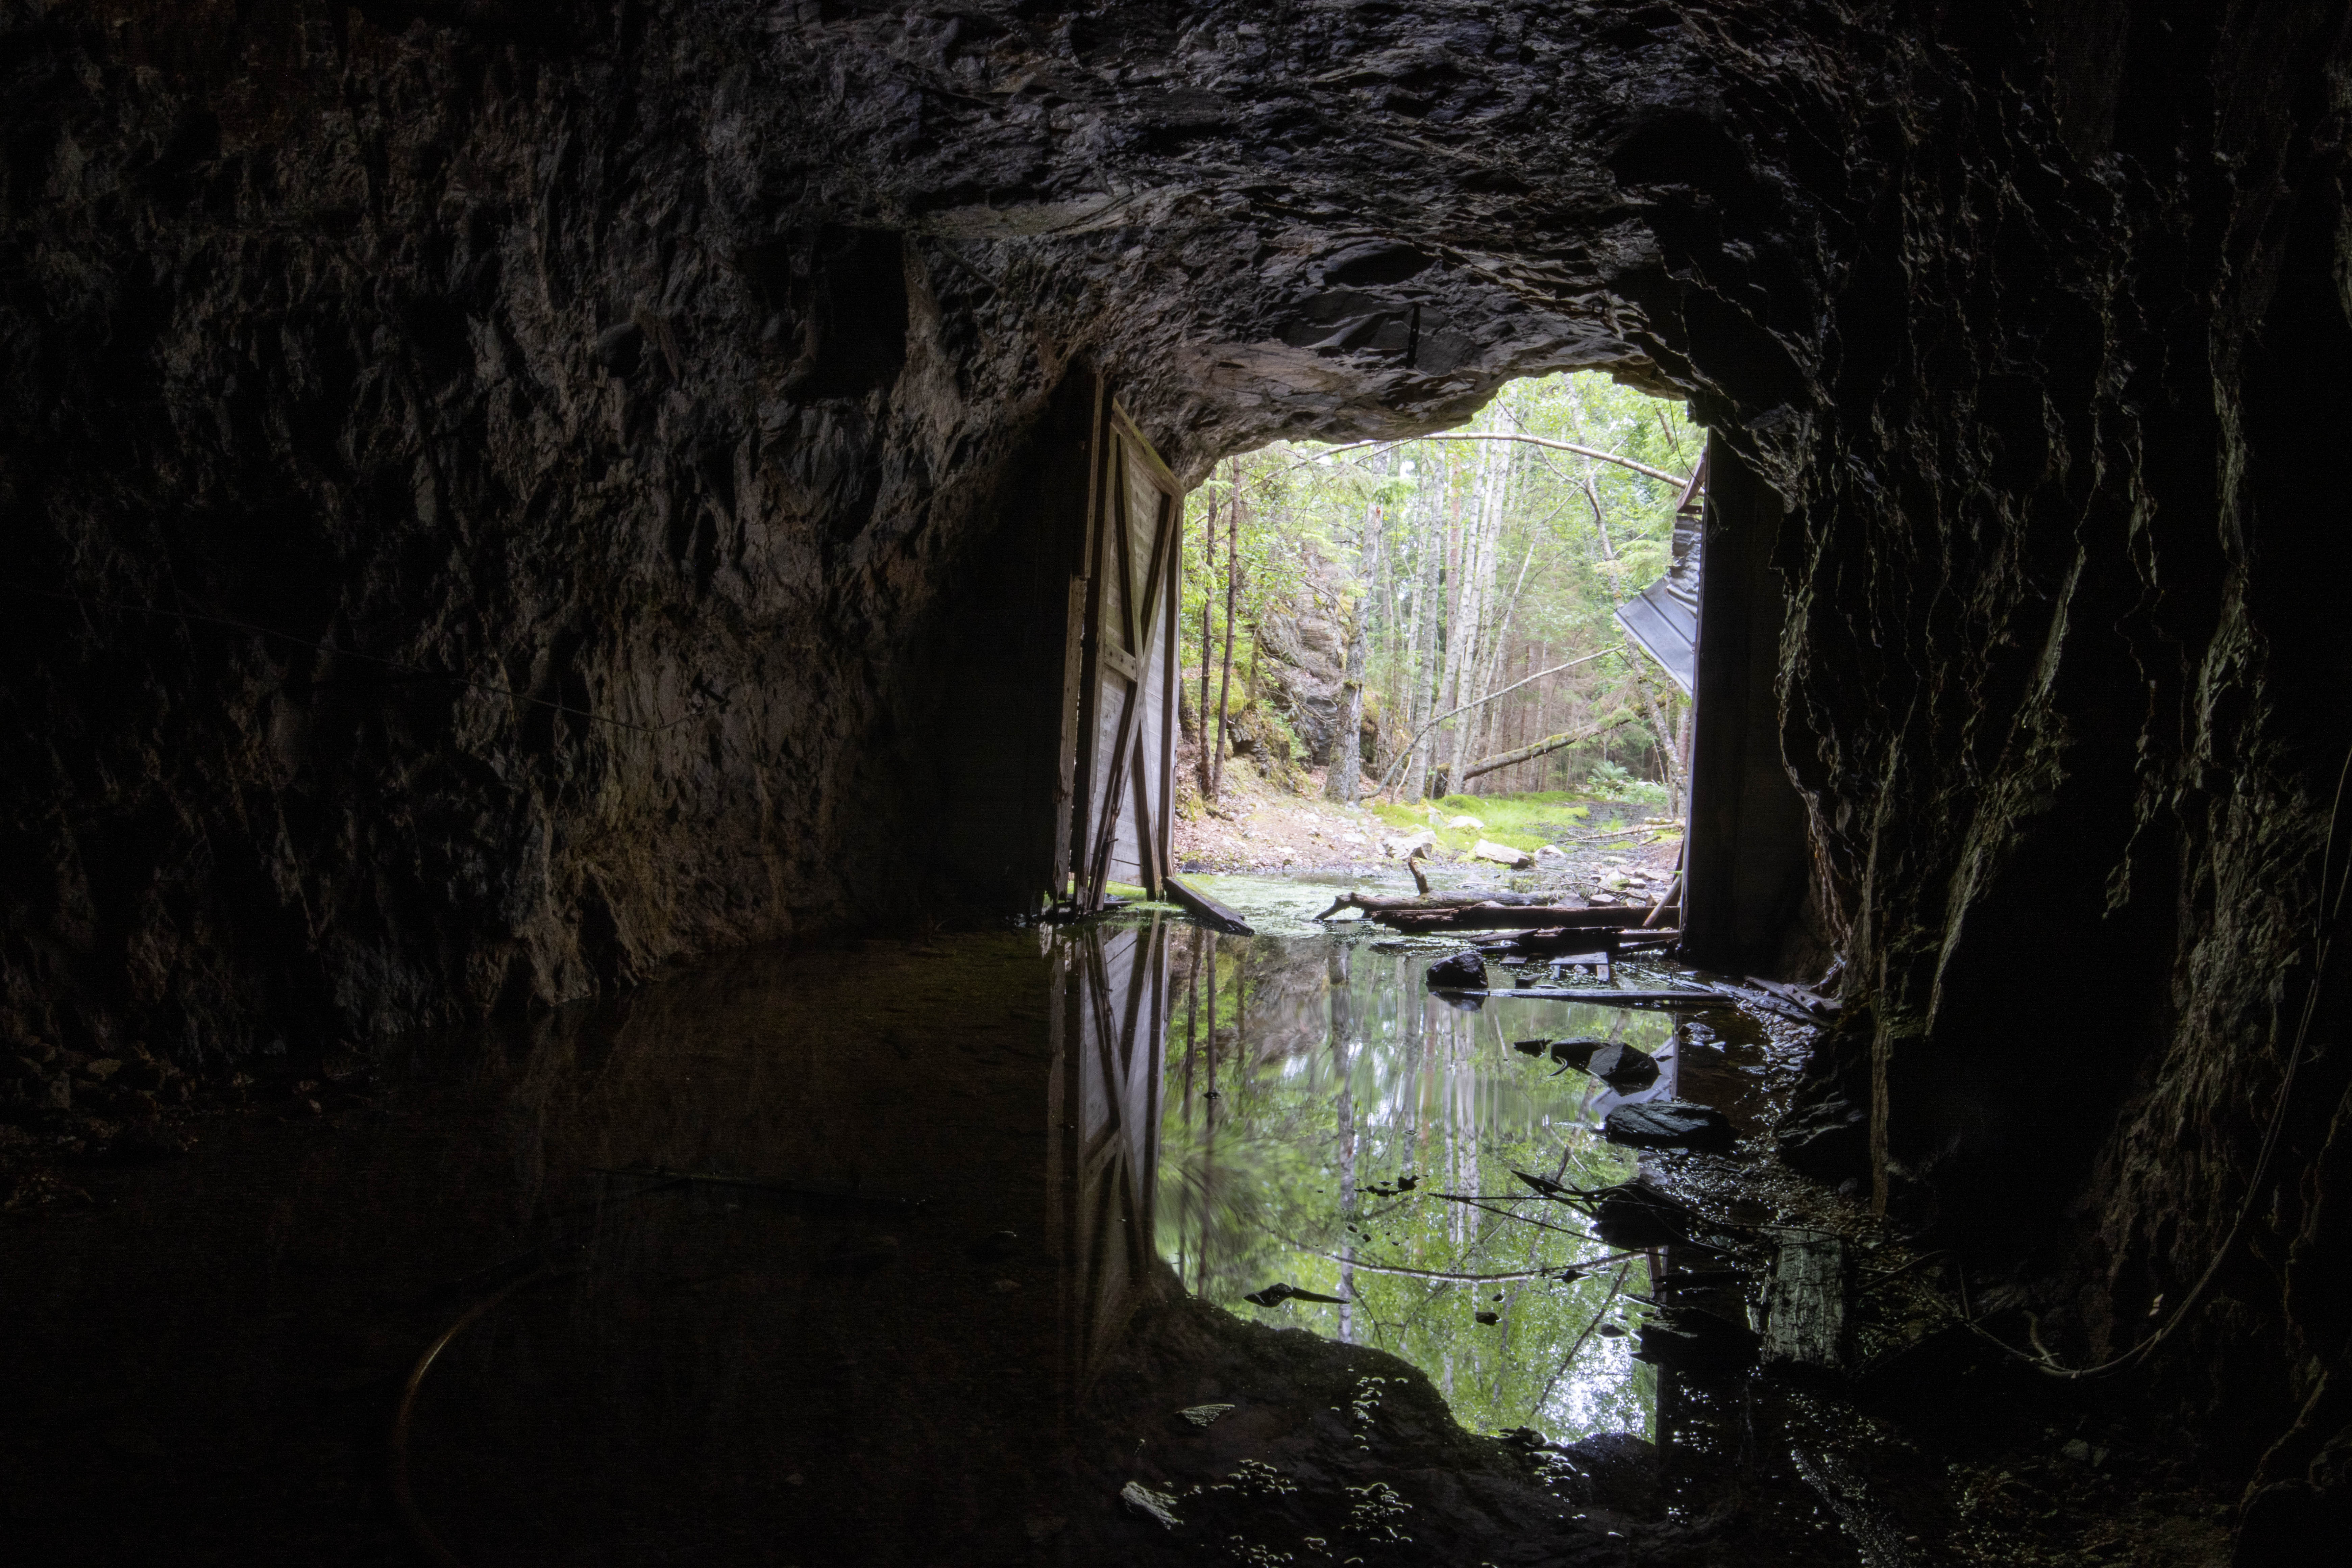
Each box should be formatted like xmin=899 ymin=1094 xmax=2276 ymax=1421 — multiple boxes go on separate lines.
xmin=1475 ymin=1311 xmax=1499 ymax=1324
xmin=1382 ymin=828 xmax=1437 ymax=858
xmin=1425 ymin=950 xmax=1486 ymax=990
xmin=1535 ymin=844 xmax=1570 ymax=865
xmin=83 ymin=1058 xmax=123 ymax=1082
xmin=991 ymin=1278 xmax=1021 ymax=1293
xmin=1120 ymin=1480 xmax=1182 ymax=1528
xmin=1178 ymin=1403 xmax=1235 ymax=1426
xmin=1445 ymin=813 xmax=1487 ymax=830
xmin=1472 ymin=839 xmax=1534 ymax=868
xmin=44 ymin=1075 xmax=70 ymax=1110
xmin=2062 ymin=1438 xmax=2092 ymax=1463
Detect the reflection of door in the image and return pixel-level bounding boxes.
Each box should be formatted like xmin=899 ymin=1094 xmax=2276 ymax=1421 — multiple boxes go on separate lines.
xmin=1045 ymin=914 xmax=1169 ymax=1391
xmin=1055 ymin=385 xmax=1183 ymax=909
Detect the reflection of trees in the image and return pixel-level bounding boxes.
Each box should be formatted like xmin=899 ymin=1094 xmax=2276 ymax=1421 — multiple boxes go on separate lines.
xmin=1158 ymin=933 xmax=1663 ymax=1440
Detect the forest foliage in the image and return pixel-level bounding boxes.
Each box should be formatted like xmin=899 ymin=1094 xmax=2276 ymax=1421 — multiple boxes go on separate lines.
xmin=1181 ymin=370 xmax=1698 ymax=807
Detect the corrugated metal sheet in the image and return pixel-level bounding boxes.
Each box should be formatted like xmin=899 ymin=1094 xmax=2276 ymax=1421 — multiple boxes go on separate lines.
xmin=1615 ymin=504 xmax=1703 ymax=695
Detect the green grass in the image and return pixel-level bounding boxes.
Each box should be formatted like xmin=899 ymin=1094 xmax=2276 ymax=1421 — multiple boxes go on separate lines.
xmin=1368 ymin=791 xmax=1680 ymax=857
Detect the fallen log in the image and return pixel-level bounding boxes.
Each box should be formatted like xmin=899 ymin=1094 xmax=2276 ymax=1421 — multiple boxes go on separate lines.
xmin=1461 ymin=711 xmax=1634 ymax=782
xmin=1313 ymin=890 xmax=1554 ymax=920
xmin=1434 ymin=987 xmax=1733 ymax=1009
xmin=1377 ymin=905 xmax=1649 ymax=932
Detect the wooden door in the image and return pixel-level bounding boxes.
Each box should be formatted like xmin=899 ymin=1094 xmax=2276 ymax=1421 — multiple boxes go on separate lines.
xmin=1056 ymin=385 xmax=1184 ymax=909
xmin=1044 ymin=914 xmax=1169 ymax=1391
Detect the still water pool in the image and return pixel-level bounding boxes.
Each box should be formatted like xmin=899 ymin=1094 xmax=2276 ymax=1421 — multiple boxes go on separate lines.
xmin=1148 ymin=878 xmax=1705 ymax=1444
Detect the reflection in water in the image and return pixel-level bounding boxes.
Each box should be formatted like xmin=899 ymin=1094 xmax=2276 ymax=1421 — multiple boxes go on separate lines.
xmin=1046 ymin=913 xmax=1169 ymax=1389
xmin=1149 ymin=918 xmax=1685 ymax=1444
xmin=360 ymin=909 xmax=1685 ymax=1563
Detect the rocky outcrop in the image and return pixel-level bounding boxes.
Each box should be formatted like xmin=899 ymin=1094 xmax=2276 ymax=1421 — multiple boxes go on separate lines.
xmin=6 ymin=1 xmax=2352 ymax=1530
xmin=1253 ymin=603 xmax=1347 ymax=765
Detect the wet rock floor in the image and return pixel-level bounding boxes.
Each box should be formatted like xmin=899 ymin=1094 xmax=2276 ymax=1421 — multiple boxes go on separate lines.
xmin=0 ymin=889 xmax=2231 ymax=1565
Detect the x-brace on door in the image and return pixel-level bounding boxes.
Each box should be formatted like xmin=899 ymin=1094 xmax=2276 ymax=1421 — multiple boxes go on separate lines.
xmin=1055 ymin=385 xmax=1183 ymax=911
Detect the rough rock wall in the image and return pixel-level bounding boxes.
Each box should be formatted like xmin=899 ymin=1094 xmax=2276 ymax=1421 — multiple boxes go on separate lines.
xmin=5 ymin=0 xmax=2352 ymax=1513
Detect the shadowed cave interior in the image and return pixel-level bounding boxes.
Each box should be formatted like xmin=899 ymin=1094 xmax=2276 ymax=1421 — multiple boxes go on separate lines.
xmin=5 ymin=3 xmax=2352 ymax=1565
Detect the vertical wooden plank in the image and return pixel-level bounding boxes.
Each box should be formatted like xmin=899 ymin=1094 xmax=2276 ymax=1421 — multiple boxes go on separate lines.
xmin=1050 ymin=571 xmax=1088 ymax=901
xmin=1066 ymin=380 xmax=1112 ymax=907
xmin=1156 ymin=490 xmax=1181 ymax=890
xmin=1091 ymin=461 xmax=1180 ymax=899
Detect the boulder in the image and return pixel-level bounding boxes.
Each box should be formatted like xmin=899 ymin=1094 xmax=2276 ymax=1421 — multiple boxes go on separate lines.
xmin=1424 ymin=950 xmax=1487 ymax=990
xmin=1589 ymin=1177 xmax=1698 ymax=1248
xmin=1535 ymin=844 xmax=1570 ymax=866
xmin=1586 ymin=1043 xmax=1661 ymax=1090
xmin=1603 ymin=1099 xmax=1737 ymax=1152
xmin=1382 ymin=828 xmax=1438 ymax=859
xmin=1472 ymin=839 xmax=1533 ymax=868
xmin=1547 ymin=1037 xmax=1610 ymax=1069
xmin=1445 ymin=813 xmax=1487 ymax=830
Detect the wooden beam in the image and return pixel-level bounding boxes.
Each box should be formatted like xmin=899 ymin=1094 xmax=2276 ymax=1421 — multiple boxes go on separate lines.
xmin=1165 ymin=875 xmax=1254 ymax=935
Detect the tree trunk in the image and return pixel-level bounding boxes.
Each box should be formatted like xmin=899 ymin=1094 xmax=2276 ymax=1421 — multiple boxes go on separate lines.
xmin=1462 ymin=435 xmax=1513 ymax=786
xmin=1210 ymin=461 xmax=1240 ymax=800
xmin=1196 ymin=484 xmax=1216 ymax=796
xmin=1471 ymin=526 xmax=1536 ymax=778
xmin=1635 ymin=674 xmax=1686 ymax=814
xmin=1325 ymin=498 xmax=1375 ymax=803
xmin=1404 ymin=459 xmax=1445 ymax=801
xmin=1435 ymin=435 xmax=1500 ymax=795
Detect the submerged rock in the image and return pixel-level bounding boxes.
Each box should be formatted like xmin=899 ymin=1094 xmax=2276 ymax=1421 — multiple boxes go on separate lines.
xmin=1586 ymin=1043 xmax=1660 ymax=1090
xmin=1424 ymin=950 xmax=1486 ymax=990
xmin=1589 ymin=1176 xmax=1698 ymax=1248
xmin=1604 ymin=1100 xmax=1736 ymax=1152
xmin=1547 ymin=1037 xmax=1611 ymax=1068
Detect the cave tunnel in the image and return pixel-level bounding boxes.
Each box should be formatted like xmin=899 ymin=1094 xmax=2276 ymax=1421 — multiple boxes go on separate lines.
xmin=5 ymin=3 xmax=2352 ymax=1564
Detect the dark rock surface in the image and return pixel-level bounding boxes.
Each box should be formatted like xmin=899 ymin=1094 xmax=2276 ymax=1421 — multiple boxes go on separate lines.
xmin=6 ymin=0 xmax=2352 ymax=1531
xmin=1604 ymin=1098 xmax=1736 ymax=1152
xmin=1587 ymin=1041 xmax=1660 ymax=1090
xmin=1254 ymin=584 xmax=1349 ymax=765
xmin=1634 ymin=1306 xmax=1760 ymax=1374
xmin=1423 ymin=949 xmax=1487 ymax=991
xmin=1775 ymin=1092 xmax=1869 ymax=1182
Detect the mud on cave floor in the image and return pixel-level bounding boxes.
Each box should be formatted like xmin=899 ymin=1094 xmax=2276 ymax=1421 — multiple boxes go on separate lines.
xmin=0 ymin=888 xmax=2233 ymax=1566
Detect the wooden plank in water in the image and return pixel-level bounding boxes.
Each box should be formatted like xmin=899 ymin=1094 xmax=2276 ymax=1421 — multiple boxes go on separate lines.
xmin=1164 ymin=874 xmax=1254 ymax=935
